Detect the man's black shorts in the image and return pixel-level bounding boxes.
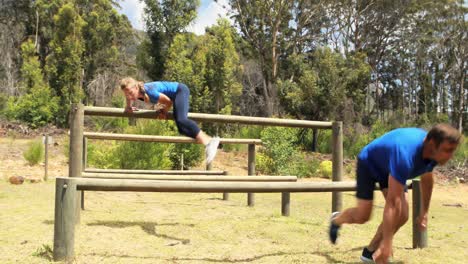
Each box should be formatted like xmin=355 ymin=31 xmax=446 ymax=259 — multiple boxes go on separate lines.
xmin=356 ymin=159 xmax=407 ymax=200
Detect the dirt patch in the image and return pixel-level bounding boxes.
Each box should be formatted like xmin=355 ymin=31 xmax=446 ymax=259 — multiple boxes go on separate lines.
xmin=0 ymin=119 xmax=66 ymax=138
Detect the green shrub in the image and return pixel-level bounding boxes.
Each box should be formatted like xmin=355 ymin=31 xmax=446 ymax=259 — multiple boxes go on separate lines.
xmin=344 ymin=131 xmax=371 ymax=159
xmin=258 ymin=127 xmax=298 ymax=174
xmin=23 ymin=140 xmax=44 ymax=165
xmin=6 ymin=39 xmax=59 ymax=128
xmin=288 ymin=153 xmax=320 ymax=178
xmin=343 ymin=121 xmax=390 ymax=159
xmin=0 ymin=92 xmax=8 ymax=116
xmin=318 ymin=160 xmax=333 ymax=178
xmin=450 ymin=136 xmax=467 ymax=167
xmin=86 ymin=96 xmax=128 ymax=132
xmin=256 ymin=152 xmax=275 ymax=174
xmin=169 ymin=143 xmax=203 ymax=170
xmin=221 ymin=126 xmax=263 ymax=153
xmin=317 ymin=129 xmax=332 ymax=153
xmin=86 ymin=141 xmax=118 ymax=168
xmin=239 ymin=126 xmax=263 ymax=139
xmin=222 ymin=143 xmax=243 ymax=152
xmin=88 ymin=116 xmax=128 ymax=132
xmin=345 ymin=163 xmax=355 ymax=178
xmin=111 ymin=120 xmax=174 ymax=170
xmin=6 ymin=86 xmax=59 ymax=128
xmin=369 ymin=120 xmax=390 ymax=139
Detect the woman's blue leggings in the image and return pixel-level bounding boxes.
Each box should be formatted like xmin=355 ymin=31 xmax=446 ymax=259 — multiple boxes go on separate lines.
xmin=173 ymin=84 xmax=201 ymax=139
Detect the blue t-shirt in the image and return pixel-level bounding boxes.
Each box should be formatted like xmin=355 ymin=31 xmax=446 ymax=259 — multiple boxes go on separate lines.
xmin=358 ymin=128 xmax=437 ymax=185
xmin=144 ymin=82 xmax=179 ymax=103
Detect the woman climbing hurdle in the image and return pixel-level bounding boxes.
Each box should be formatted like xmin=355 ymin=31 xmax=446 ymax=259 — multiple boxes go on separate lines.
xmin=120 ymin=77 xmax=220 ymax=164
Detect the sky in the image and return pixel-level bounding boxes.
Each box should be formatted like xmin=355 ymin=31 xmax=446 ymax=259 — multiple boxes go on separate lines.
xmin=117 ymin=0 xmax=231 ymax=35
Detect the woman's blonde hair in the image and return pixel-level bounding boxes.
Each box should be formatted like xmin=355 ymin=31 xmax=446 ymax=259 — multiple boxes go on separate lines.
xmin=120 ymin=77 xmax=144 ymax=93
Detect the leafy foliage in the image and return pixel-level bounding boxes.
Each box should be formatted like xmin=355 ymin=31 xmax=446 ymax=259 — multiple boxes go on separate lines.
xmin=318 ymin=160 xmax=333 ymax=179
xmin=258 ymin=126 xmax=298 ymax=174
xmin=169 ymin=143 xmax=203 ymax=170
xmin=141 ymin=0 xmax=199 ymax=79
xmin=6 ymin=40 xmax=59 ymax=128
xmin=87 ymin=120 xmax=204 ymax=170
xmin=23 ymin=140 xmax=44 ymax=166
xmin=46 ymin=3 xmax=86 ymax=125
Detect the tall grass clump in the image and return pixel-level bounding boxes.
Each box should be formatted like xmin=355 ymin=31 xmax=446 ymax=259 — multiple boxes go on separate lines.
xmin=23 ymin=140 xmax=44 ymax=165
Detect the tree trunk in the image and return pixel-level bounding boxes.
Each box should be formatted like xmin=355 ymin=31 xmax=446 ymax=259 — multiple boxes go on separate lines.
xmin=458 ymin=64 xmax=465 ymax=133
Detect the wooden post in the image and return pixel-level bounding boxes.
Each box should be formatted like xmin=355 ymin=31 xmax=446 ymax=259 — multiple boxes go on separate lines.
xmin=247 ymin=144 xmax=255 ymax=207
xmin=281 ymin=192 xmax=290 ymax=216
xmin=180 ymin=153 xmax=184 ymax=170
xmin=129 ymin=117 xmax=136 ymax=126
xmin=206 ymin=161 xmax=212 ymax=171
xmin=223 ymin=170 xmax=230 ymax=201
xmin=44 ymin=134 xmax=48 ymax=181
xmin=53 ymin=178 xmax=76 ymax=261
xmin=331 ymin=121 xmax=343 ymax=213
xmin=82 ymin=137 xmax=88 ymax=170
xmin=81 ymin=137 xmax=87 ymax=210
xmin=412 ymin=179 xmax=427 ymax=248
xmin=69 ymin=103 xmax=84 ymax=223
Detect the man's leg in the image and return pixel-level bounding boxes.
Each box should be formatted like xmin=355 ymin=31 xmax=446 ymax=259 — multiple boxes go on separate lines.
xmin=329 ymin=159 xmax=376 ymax=244
xmin=362 ymin=189 xmax=409 ymax=260
xmin=333 ymin=199 xmax=374 ymax=225
xmin=329 ymin=199 xmax=373 ymax=244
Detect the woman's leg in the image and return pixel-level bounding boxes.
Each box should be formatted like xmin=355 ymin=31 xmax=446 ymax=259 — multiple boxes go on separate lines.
xmin=173 ymin=84 xmax=203 ymax=141
xmin=173 ymin=84 xmax=219 ymax=163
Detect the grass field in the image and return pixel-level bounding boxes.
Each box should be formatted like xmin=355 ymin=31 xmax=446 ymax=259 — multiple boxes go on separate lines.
xmin=0 ymin=177 xmax=467 ymax=264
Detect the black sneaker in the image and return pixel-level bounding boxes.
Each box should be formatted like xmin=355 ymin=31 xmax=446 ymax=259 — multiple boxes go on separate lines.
xmin=329 ymin=212 xmax=341 ymax=244
xmin=360 ymin=247 xmax=375 ymax=263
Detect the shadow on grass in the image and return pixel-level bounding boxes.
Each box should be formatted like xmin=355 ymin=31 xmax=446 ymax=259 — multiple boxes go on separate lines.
xmin=87 ymin=220 xmax=192 ymax=244
xmin=84 ymin=249 xmax=404 ymax=263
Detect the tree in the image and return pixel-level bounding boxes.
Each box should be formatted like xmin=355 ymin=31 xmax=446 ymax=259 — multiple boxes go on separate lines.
xmin=46 ymin=3 xmax=85 ymax=125
xmin=141 ymin=0 xmax=199 ymax=80
xmin=6 ymin=39 xmax=59 ymax=127
xmin=77 ymin=0 xmax=134 ymax=106
xmin=35 ymin=0 xmax=65 ymax=69
xmin=0 ymin=0 xmax=32 ymax=97
xmin=230 ymin=0 xmax=294 ymax=116
xmin=279 ymin=48 xmax=369 ymax=123
xmin=164 ymin=33 xmax=211 ymax=113
xmin=204 ymin=19 xmax=242 ymax=115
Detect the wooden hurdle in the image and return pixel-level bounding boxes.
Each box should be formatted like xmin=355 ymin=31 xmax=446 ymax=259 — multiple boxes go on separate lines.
xmin=84 ymin=168 xmax=228 ymax=175
xmin=53 ymin=177 xmax=422 ymax=261
xmin=81 ymin=173 xmax=297 ymax=181
xmin=71 ymin=104 xmax=342 ymax=211
xmin=80 ymin=130 xmax=263 ymax=204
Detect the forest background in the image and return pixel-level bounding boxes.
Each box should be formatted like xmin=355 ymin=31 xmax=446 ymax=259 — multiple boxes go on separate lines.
xmin=0 ymin=0 xmax=466 ymax=175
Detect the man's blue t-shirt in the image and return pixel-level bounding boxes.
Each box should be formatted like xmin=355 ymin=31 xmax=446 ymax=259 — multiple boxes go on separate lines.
xmin=358 ymin=128 xmax=437 ymax=185
xmin=144 ymin=82 xmax=179 ymax=103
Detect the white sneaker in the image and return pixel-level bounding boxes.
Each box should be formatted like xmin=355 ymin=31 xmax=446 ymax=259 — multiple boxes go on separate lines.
xmin=205 ymin=137 xmax=220 ymax=164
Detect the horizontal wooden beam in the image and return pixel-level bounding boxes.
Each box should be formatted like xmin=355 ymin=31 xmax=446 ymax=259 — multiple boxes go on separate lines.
xmin=84 ymin=168 xmax=227 ymax=175
xmin=83 ymin=106 xmax=333 ymax=129
xmin=62 ymin=177 xmax=361 ymax=192
xmin=84 ymin=132 xmax=262 ymax=145
xmin=81 ymin=173 xmax=297 ymax=182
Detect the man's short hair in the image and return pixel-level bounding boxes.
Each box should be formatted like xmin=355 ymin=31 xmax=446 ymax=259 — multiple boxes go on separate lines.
xmin=426 ymin=123 xmax=462 ymax=147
